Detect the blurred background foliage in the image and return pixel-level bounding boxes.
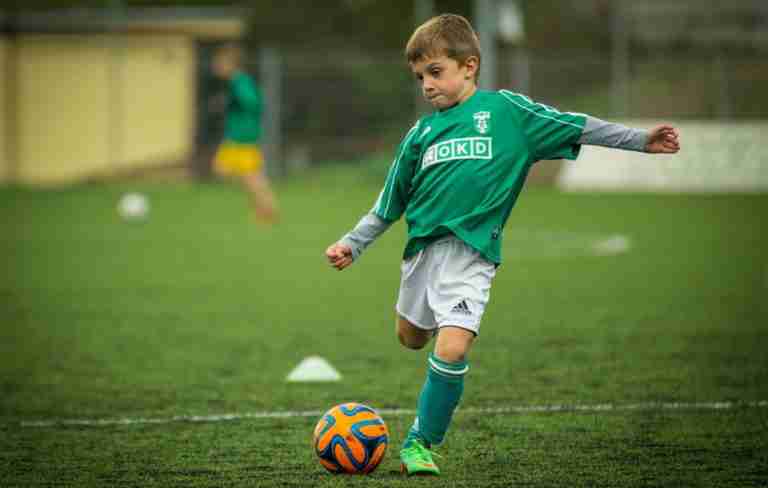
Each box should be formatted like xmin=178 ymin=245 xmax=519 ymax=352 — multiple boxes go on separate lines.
xmin=8 ymin=0 xmax=615 ymax=51
xmin=5 ymin=1 xmax=767 ymax=166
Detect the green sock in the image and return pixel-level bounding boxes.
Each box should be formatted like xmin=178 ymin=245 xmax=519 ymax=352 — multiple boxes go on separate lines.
xmin=404 ymin=352 xmax=468 ymax=448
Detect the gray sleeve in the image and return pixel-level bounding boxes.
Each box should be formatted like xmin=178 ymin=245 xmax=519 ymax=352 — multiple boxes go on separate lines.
xmin=578 ymin=116 xmax=649 ymax=152
xmin=338 ymin=212 xmax=393 ymax=261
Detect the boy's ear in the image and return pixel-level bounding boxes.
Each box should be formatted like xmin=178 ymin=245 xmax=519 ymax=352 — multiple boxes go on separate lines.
xmin=463 ymin=56 xmax=479 ymax=80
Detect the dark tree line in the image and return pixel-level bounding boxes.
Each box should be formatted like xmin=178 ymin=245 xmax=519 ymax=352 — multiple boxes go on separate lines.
xmin=5 ymin=1 xmax=617 ymax=52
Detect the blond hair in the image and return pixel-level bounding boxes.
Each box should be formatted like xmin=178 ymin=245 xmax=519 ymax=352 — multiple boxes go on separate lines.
xmin=405 ymin=14 xmax=481 ymax=80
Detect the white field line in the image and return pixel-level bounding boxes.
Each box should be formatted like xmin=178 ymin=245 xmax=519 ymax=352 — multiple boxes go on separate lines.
xmin=18 ymin=400 xmax=768 ymax=428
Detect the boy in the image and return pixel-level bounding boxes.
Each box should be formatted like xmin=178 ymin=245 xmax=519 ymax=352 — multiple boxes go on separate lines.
xmin=325 ymin=14 xmax=679 ymax=476
xmin=211 ymin=44 xmax=279 ymax=223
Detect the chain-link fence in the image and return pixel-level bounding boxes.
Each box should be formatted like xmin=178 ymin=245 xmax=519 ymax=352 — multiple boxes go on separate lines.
xmin=505 ymin=51 xmax=768 ymax=120
xmin=215 ymin=43 xmax=768 ymax=174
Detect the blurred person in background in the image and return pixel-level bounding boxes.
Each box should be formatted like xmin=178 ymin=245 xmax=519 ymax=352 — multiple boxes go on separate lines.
xmin=211 ymin=44 xmax=279 ymax=223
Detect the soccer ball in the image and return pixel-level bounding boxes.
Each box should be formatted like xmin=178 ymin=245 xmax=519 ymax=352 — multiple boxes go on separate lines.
xmin=313 ymin=402 xmax=389 ymax=474
xmin=117 ymin=193 xmax=149 ymax=221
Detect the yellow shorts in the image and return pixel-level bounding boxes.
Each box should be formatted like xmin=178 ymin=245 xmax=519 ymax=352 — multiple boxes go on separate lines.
xmin=214 ymin=143 xmax=264 ymax=175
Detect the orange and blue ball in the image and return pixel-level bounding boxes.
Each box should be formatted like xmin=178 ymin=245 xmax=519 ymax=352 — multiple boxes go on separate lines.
xmin=313 ymin=402 xmax=389 ymax=474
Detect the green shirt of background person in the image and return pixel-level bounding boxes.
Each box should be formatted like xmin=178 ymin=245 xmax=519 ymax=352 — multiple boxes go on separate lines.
xmin=224 ymin=69 xmax=263 ymax=144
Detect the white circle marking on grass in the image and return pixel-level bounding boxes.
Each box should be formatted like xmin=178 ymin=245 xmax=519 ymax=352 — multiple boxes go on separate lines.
xmin=592 ymin=234 xmax=632 ymax=256
xmin=17 ymin=400 xmax=768 ymax=428
xmin=503 ymin=230 xmax=632 ymax=260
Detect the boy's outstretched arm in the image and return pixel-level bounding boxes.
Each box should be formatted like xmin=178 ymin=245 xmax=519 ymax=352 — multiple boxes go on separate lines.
xmin=325 ymin=212 xmax=393 ymax=271
xmin=326 ymin=120 xmax=419 ymax=270
xmin=578 ymin=116 xmax=680 ymax=154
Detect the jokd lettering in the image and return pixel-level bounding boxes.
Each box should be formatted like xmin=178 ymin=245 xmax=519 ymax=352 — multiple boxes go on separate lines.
xmin=422 ymin=137 xmax=493 ymax=169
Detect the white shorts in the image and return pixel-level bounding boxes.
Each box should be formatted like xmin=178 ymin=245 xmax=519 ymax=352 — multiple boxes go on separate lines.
xmin=396 ymin=235 xmax=496 ymax=335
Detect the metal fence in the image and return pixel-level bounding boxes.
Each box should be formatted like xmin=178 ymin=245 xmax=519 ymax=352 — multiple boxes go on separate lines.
xmin=221 ymin=45 xmax=768 ymax=174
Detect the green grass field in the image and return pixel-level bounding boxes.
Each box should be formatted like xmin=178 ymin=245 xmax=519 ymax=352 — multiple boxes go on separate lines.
xmin=1 ymin=165 xmax=767 ymax=487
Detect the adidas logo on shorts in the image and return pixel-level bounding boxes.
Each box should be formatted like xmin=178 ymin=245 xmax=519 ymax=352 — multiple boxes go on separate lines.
xmin=451 ymin=300 xmax=472 ymax=316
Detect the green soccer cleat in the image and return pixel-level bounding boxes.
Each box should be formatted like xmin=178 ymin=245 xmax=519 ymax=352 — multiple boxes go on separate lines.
xmin=400 ymin=439 xmax=440 ymax=476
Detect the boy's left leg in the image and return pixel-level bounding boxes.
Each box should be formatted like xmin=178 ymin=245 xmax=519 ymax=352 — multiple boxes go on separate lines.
xmin=395 ymin=236 xmax=495 ymax=475
xmin=399 ymin=237 xmax=495 ymax=476
xmin=413 ymin=326 xmax=474 ymax=445
xmin=401 ymin=326 xmax=474 ymax=476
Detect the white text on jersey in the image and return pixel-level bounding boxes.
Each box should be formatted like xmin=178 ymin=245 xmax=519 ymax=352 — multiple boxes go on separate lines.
xmin=422 ymin=137 xmax=493 ymax=169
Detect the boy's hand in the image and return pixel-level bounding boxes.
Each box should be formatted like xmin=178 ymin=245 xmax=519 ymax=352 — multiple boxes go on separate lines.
xmin=325 ymin=242 xmax=354 ymax=271
xmin=645 ymin=125 xmax=680 ymax=154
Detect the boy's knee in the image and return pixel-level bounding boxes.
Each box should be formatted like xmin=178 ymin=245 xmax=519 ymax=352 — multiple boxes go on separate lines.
xmin=397 ymin=330 xmax=428 ymax=350
xmin=434 ymin=326 xmax=475 ymax=363
xmin=434 ymin=344 xmax=467 ymax=363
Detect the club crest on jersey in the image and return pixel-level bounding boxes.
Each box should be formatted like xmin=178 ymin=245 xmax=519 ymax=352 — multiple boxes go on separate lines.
xmin=473 ymin=111 xmax=491 ymax=134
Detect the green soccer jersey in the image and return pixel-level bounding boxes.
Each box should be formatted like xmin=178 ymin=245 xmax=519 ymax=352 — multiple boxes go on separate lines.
xmin=224 ymin=71 xmax=263 ymax=144
xmin=373 ymin=89 xmax=586 ymax=264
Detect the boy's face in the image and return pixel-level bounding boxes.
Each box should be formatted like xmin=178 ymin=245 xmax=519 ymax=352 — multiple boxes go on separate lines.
xmin=410 ymin=55 xmax=478 ymax=110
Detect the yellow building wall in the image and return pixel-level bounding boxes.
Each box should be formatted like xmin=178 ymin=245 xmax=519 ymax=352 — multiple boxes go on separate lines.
xmin=14 ymin=34 xmax=195 ymax=185
xmin=0 ymin=37 xmax=10 ymax=184
xmin=16 ymin=35 xmax=111 ymax=184
xmin=118 ymin=35 xmax=195 ymax=170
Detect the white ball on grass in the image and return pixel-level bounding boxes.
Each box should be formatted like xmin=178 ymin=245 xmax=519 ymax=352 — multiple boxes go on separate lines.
xmin=117 ymin=193 xmax=150 ymax=221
